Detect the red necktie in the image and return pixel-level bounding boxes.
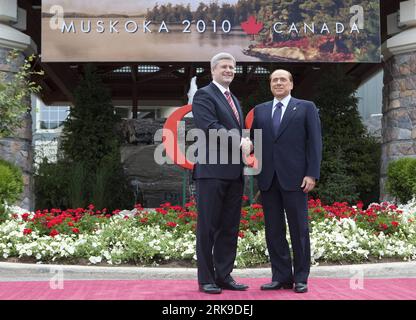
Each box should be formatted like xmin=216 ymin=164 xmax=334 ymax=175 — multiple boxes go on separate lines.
xmin=224 ymin=91 xmax=240 ymax=124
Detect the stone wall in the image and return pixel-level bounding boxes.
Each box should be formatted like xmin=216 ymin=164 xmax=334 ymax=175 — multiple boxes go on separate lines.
xmin=381 ymin=51 xmax=416 ymax=201
xmin=0 ymin=47 xmax=33 ymax=209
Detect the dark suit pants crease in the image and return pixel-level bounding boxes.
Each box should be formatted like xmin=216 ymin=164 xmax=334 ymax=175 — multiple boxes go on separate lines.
xmin=196 ymin=177 xmax=243 ymax=284
xmin=261 ymin=173 xmax=310 ymax=284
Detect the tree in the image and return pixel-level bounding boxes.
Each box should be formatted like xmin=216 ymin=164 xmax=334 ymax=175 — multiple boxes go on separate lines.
xmin=0 ymin=50 xmax=43 ymax=138
xmin=60 ymin=65 xmax=119 ymax=171
xmin=311 ymin=66 xmax=380 ymax=206
xmin=57 ymin=65 xmax=134 ymax=210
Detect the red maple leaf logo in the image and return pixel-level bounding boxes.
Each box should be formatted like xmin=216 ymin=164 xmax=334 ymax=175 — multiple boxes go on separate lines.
xmin=241 ymin=16 xmax=263 ymax=35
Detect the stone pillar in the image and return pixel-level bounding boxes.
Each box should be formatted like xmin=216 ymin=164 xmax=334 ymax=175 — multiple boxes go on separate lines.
xmin=381 ymin=27 xmax=416 ymax=201
xmin=0 ymin=1 xmax=36 ymax=210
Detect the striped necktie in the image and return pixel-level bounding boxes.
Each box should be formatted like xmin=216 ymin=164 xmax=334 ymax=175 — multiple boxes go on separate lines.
xmin=272 ymin=102 xmax=283 ymax=137
xmin=224 ymin=91 xmax=240 ymax=124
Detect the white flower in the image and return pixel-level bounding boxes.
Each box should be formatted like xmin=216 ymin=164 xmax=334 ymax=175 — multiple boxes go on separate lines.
xmin=88 ymin=256 xmax=102 ymax=264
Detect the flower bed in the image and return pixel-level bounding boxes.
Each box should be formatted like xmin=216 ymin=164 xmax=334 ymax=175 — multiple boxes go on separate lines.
xmin=1 ymin=198 xmax=416 ymax=267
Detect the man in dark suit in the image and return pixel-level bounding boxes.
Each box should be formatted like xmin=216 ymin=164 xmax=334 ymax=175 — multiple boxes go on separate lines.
xmin=192 ymin=52 xmax=250 ymax=294
xmin=251 ymin=69 xmax=322 ymax=293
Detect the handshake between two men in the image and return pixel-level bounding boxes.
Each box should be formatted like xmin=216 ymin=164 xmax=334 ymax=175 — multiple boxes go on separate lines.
xmin=240 ymin=137 xmax=253 ymax=156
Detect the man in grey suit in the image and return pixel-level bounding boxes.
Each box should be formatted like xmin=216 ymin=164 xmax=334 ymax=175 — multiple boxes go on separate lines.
xmin=251 ymin=69 xmax=322 ymax=293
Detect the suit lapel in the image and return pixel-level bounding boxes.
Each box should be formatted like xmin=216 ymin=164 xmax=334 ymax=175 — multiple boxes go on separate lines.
xmin=231 ymin=93 xmax=244 ymax=129
xmin=264 ymin=101 xmax=274 ymax=137
xmin=275 ymin=98 xmax=298 ymax=140
xmin=209 ymin=82 xmax=241 ymax=128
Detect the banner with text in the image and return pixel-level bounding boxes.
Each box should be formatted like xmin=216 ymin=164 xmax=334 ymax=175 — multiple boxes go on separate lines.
xmin=41 ymin=0 xmax=381 ymax=62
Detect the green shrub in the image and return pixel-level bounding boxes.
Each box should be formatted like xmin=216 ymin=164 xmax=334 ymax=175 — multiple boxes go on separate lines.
xmin=386 ymin=157 xmax=416 ymax=204
xmin=34 ymin=158 xmax=70 ymax=209
xmin=0 ymin=159 xmax=23 ymax=205
xmin=0 ymin=203 xmax=7 ymax=223
xmin=313 ymin=148 xmax=359 ymax=204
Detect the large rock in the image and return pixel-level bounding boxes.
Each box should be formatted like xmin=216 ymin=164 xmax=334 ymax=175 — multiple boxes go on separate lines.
xmin=121 ymin=144 xmax=193 ymax=208
xmin=118 ymin=118 xmax=259 ymax=207
xmin=117 ymin=118 xmax=196 ymax=145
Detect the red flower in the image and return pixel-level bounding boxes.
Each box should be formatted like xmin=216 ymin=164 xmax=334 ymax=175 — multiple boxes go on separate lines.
xmin=251 ymin=204 xmax=262 ymax=209
xmin=166 ymin=221 xmax=177 ymax=228
xmin=88 ymin=204 xmax=95 ymax=210
xmin=23 ymin=228 xmax=32 ymax=235
xmin=49 ymin=229 xmax=59 ymax=237
xmin=391 ymin=221 xmax=399 ymax=227
xmin=140 ymin=217 xmax=148 ymax=224
xmin=72 ymin=228 xmax=80 ymax=233
xmin=238 ymin=231 xmax=245 ymax=238
xmin=379 ymin=223 xmax=388 ymax=230
xmin=160 ymin=202 xmax=171 ymax=208
xmin=21 ymin=213 xmax=30 ymax=221
xmin=242 ymin=195 xmax=249 ymax=201
xmin=156 ymin=208 xmax=168 ymax=215
xmin=185 ymin=201 xmax=195 ymax=208
xmin=67 ymin=221 xmax=74 ymax=227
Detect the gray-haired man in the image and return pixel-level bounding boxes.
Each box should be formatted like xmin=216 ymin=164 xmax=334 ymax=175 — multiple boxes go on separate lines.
xmin=192 ymin=52 xmax=249 ymax=294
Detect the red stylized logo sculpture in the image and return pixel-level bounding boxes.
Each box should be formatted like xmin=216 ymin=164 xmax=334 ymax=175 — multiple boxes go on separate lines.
xmin=162 ymin=105 xmax=256 ymax=170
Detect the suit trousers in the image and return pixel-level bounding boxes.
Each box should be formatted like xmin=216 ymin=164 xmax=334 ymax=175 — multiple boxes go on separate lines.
xmin=261 ymin=173 xmax=310 ymax=283
xmin=195 ymin=176 xmax=244 ymax=284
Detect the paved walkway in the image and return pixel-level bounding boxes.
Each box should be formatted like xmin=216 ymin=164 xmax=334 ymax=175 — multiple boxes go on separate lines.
xmin=1 ymin=261 xmax=415 ymax=300
xmin=1 ymin=277 xmax=415 ymax=300
xmin=1 ymin=261 xmax=415 ymax=281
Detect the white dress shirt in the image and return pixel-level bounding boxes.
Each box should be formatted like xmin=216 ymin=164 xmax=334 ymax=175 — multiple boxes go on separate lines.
xmin=212 ymin=80 xmax=230 ymax=95
xmin=272 ymin=95 xmax=291 ymax=121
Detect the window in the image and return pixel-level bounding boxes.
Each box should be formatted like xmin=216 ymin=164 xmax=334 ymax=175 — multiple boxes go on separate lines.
xmin=40 ymin=106 xmax=70 ymax=130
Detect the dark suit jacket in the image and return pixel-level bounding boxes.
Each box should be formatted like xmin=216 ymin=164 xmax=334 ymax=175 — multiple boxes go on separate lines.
xmin=192 ymin=82 xmax=245 ymax=180
xmin=251 ymin=97 xmax=322 ymax=191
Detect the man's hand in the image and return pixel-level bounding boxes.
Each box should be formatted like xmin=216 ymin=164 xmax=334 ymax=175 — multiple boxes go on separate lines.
xmin=240 ymin=137 xmax=253 ymax=155
xmin=301 ymin=176 xmax=316 ymax=193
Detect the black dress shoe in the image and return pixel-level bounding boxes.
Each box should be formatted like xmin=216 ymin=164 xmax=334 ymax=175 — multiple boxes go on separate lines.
xmin=216 ymin=279 xmax=249 ymax=291
xmin=199 ymin=284 xmax=222 ymax=294
xmin=260 ymin=281 xmax=293 ymax=290
xmin=294 ymin=283 xmax=308 ymax=293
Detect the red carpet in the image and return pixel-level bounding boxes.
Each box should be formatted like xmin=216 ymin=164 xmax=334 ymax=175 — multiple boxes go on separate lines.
xmin=0 ymin=278 xmax=415 ymax=300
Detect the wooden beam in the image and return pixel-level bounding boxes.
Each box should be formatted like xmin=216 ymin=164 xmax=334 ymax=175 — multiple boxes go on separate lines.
xmin=40 ymin=63 xmax=75 ymax=103
xmin=132 ymin=64 xmax=138 ymax=118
